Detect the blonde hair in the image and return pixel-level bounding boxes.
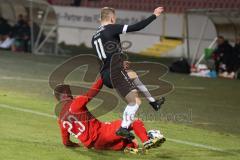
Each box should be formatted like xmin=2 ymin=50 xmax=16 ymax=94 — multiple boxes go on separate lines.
xmin=100 ymin=7 xmax=115 ymax=22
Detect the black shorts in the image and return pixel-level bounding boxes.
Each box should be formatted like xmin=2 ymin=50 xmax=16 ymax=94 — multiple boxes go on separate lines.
xmin=101 ymin=69 xmax=113 ymax=89
xmin=101 ymin=53 xmax=136 ymax=98
xmin=101 ymin=68 xmax=136 ymax=98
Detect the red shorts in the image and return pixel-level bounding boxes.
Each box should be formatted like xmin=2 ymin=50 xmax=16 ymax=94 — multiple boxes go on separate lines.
xmin=93 ymin=120 xmax=137 ymax=150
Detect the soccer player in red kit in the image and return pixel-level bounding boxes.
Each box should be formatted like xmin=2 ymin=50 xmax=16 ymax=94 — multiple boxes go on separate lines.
xmin=54 ymin=78 xmax=165 ymax=152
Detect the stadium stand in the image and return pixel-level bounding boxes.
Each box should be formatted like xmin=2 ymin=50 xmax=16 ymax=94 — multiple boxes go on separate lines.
xmin=140 ymin=38 xmax=183 ymax=57
xmin=49 ymin=0 xmax=240 ymax=13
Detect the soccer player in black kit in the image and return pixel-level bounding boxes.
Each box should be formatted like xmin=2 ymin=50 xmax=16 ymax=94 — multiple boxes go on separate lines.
xmin=92 ymin=7 xmax=165 ymax=139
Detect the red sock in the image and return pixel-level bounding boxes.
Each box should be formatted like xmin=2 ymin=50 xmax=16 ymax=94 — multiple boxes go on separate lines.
xmin=131 ymin=119 xmax=149 ymax=143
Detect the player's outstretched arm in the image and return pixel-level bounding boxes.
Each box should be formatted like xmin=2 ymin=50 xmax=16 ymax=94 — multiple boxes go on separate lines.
xmin=84 ymin=77 xmax=103 ymax=101
xmin=126 ymin=7 xmax=164 ymax=33
xmin=69 ymin=77 xmax=103 ymax=113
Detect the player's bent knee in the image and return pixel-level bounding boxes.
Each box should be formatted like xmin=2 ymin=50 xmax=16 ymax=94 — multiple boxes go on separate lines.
xmin=128 ymin=98 xmax=141 ymax=106
xmin=136 ymin=97 xmax=141 ymax=106
xmin=127 ymin=70 xmax=138 ymax=79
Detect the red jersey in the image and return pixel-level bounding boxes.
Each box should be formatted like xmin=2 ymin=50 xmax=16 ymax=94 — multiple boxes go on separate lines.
xmin=58 ymin=78 xmax=103 ymax=148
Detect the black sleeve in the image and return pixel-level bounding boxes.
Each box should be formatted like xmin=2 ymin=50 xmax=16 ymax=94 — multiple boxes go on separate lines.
xmin=109 ymin=24 xmax=125 ymax=35
xmin=109 ymin=14 xmax=157 ymax=35
xmin=126 ymin=14 xmax=157 ymax=32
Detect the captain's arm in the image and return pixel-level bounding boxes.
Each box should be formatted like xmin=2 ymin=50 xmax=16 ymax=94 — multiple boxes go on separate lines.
xmin=111 ymin=7 xmax=163 ymax=35
xmin=126 ymin=7 xmax=163 ymax=33
xmin=111 ymin=15 xmax=156 ymax=35
xmin=125 ymin=14 xmax=157 ymax=33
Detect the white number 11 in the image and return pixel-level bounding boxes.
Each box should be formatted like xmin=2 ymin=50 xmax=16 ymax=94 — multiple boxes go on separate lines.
xmin=94 ymin=38 xmax=106 ymax=60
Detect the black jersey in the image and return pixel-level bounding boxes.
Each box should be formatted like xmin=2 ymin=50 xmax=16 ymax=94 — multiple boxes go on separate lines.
xmin=91 ymin=24 xmax=127 ymax=72
xmin=91 ymin=14 xmax=157 ymax=73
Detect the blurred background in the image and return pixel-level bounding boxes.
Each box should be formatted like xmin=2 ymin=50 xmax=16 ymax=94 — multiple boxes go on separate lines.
xmin=1 ymin=0 xmax=240 ymax=79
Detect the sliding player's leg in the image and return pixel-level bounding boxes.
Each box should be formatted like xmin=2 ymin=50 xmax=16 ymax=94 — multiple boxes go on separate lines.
xmin=127 ymin=70 xmax=165 ymax=111
xmin=130 ymin=119 xmax=165 ymax=149
xmin=94 ymin=120 xmax=138 ymax=151
xmin=109 ymin=140 xmax=138 ymax=153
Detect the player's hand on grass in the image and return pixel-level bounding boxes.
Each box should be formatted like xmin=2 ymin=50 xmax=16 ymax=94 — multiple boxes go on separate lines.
xmin=65 ymin=141 xmax=80 ymax=148
xmin=123 ymin=61 xmax=131 ymax=70
xmin=153 ymin=7 xmax=164 ymax=17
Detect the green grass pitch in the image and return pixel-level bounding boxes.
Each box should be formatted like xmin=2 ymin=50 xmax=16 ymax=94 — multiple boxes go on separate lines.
xmin=0 ymin=51 xmax=240 ymax=160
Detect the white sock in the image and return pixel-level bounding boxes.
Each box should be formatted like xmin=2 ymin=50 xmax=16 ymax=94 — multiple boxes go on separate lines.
xmin=121 ymin=104 xmax=139 ymax=129
xmin=133 ymin=78 xmax=155 ymax=102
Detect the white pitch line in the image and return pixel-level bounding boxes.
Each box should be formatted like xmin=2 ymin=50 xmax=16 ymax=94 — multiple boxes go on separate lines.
xmin=0 ymin=76 xmax=85 ymax=85
xmin=0 ymin=76 xmax=49 ymax=83
xmin=167 ymin=138 xmax=224 ymax=152
xmin=174 ymin=86 xmax=205 ymax=90
xmin=0 ymin=103 xmax=229 ymax=153
xmin=0 ymin=104 xmax=56 ymax=118
xmin=0 ymin=76 xmax=205 ymax=91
